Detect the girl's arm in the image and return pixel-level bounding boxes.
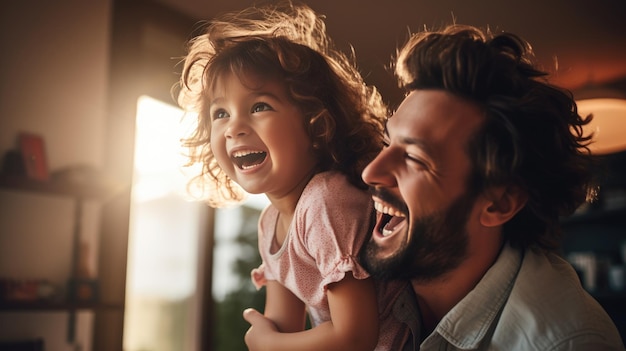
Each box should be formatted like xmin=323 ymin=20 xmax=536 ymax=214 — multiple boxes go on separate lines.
xmin=263 ymin=280 xmax=307 ymax=332
xmin=244 ymin=273 xmax=379 ymax=351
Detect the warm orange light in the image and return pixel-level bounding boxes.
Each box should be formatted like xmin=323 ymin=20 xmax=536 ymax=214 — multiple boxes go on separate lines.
xmin=577 ymin=98 xmax=626 ymax=155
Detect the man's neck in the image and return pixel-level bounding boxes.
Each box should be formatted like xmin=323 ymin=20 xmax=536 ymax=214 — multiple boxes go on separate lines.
xmin=411 ymin=239 xmax=504 ymax=335
xmin=411 ymin=273 xmax=479 ymax=334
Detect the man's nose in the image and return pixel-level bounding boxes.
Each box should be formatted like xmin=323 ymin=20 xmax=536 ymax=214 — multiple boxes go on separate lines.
xmin=362 ymin=148 xmax=397 ymax=187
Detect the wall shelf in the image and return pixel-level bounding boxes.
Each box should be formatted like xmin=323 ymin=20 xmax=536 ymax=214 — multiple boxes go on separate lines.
xmin=563 ymin=207 xmax=626 ymax=226
xmin=0 ymin=175 xmax=123 ymax=200
xmin=0 ymin=173 xmax=126 ymax=347
xmin=560 ymin=150 xmax=626 ymax=341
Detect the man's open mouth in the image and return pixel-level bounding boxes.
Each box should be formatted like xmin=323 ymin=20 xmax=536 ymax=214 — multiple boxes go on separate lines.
xmin=373 ymin=200 xmax=407 ymax=237
xmin=231 ymin=149 xmax=267 ymax=170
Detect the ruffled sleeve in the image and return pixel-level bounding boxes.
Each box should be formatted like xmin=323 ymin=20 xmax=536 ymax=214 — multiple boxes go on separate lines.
xmin=320 ymin=254 xmax=371 ymax=290
xmin=250 ymin=263 xmax=267 ymax=290
xmin=296 ymin=172 xmax=374 ymax=290
xmin=249 ymin=206 xmax=276 ymax=290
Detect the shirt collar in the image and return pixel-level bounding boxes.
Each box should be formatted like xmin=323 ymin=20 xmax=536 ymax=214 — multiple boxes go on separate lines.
xmin=424 ymin=244 xmax=523 ymax=349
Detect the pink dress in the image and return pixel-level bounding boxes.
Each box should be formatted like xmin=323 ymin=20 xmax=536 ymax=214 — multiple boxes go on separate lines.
xmin=251 ymin=171 xmax=410 ymax=350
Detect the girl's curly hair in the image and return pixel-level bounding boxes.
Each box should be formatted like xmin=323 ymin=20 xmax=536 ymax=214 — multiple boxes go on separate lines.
xmin=177 ymin=2 xmax=386 ymax=207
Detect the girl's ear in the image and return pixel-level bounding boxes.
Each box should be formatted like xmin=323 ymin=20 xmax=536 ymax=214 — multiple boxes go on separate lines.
xmin=479 ymin=186 xmax=528 ymax=227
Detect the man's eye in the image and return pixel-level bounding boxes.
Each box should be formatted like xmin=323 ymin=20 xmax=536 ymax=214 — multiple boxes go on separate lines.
xmin=407 ymin=154 xmax=428 ymax=168
xmin=212 ymin=109 xmax=229 ymax=120
xmin=381 ymin=139 xmax=390 ymax=148
xmin=252 ymin=103 xmax=272 ymax=113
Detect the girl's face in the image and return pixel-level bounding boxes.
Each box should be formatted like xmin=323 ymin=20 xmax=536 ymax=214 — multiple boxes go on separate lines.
xmin=209 ymin=73 xmax=318 ymax=202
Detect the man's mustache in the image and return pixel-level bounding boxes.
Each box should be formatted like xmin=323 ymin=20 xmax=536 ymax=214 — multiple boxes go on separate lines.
xmin=368 ymin=186 xmax=409 ymax=216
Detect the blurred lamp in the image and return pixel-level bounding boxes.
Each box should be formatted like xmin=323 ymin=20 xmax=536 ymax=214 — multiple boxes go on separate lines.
xmin=575 ymin=87 xmax=626 ymax=155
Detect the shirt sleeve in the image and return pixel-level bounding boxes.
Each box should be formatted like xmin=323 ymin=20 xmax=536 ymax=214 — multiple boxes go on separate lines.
xmin=297 ymin=173 xmax=374 ymax=289
xmin=250 ymin=206 xmax=275 ymax=289
xmin=250 ymin=263 xmax=267 ymax=290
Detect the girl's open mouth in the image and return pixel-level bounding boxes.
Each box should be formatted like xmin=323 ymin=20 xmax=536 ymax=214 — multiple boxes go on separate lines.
xmin=231 ymin=150 xmax=267 ymax=170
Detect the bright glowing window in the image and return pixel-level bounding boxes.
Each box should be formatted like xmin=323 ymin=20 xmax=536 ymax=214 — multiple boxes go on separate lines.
xmin=124 ymin=95 xmax=205 ymax=351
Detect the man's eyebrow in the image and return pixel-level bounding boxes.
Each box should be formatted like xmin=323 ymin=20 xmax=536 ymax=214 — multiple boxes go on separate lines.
xmin=400 ymin=136 xmax=427 ymax=148
xmin=400 ymin=136 xmax=438 ymax=159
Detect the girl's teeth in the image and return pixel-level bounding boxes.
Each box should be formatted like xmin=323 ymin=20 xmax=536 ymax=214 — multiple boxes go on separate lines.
xmin=233 ymin=150 xmax=263 ymax=157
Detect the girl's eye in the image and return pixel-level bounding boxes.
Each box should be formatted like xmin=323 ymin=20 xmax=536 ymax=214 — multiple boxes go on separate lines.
xmin=212 ymin=109 xmax=229 ymax=120
xmin=252 ymin=102 xmax=272 ymax=113
xmin=381 ymin=139 xmax=390 ymax=148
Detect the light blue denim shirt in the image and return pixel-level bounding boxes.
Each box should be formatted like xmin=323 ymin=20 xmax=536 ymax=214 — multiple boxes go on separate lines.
xmin=397 ymin=244 xmax=625 ymax=350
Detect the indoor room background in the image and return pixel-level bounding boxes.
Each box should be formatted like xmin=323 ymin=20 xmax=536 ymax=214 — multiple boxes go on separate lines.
xmin=1 ymin=1 xmax=625 ymax=350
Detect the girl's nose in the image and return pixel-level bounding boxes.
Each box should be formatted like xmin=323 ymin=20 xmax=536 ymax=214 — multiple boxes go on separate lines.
xmin=224 ymin=115 xmax=250 ymax=138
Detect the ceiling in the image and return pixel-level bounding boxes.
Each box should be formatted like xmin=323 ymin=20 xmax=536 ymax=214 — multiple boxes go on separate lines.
xmin=156 ymin=0 xmax=626 ymax=107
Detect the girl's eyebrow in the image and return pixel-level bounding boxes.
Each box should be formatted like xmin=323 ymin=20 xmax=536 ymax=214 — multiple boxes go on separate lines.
xmin=209 ymin=97 xmax=224 ymax=108
xmin=209 ymin=91 xmax=283 ymax=109
xmin=252 ymin=91 xmax=283 ymax=102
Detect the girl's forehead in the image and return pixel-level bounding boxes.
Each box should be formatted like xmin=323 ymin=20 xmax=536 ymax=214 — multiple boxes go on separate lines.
xmin=210 ymin=69 xmax=277 ymax=94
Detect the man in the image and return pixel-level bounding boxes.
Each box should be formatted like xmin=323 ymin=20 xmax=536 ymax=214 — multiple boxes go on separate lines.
xmin=360 ymin=24 xmax=624 ymax=350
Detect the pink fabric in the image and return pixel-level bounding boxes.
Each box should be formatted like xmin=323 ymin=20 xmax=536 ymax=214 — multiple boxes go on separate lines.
xmin=251 ymin=171 xmax=409 ymax=350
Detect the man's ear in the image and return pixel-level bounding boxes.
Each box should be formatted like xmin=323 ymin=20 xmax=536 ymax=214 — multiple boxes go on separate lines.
xmin=479 ymin=186 xmax=528 ymax=227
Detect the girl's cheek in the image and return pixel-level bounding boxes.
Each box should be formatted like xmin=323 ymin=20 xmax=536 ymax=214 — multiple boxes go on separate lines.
xmin=210 ymin=140 xmax=224 ymax=156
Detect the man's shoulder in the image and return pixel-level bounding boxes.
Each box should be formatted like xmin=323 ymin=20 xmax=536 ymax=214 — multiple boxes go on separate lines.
xmin=498 ymin=247 xmax=624 ymax=349
xmin=510 ymin=247 xmax=597 ymax=313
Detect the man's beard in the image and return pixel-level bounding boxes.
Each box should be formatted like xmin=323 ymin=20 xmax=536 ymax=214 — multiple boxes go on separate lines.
xmin=361 ymin=189 xmax=476 ymax=282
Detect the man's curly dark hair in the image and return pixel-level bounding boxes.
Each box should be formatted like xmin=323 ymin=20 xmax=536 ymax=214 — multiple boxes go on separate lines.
xmin=395 ymin=24 xmax=595 ymax=251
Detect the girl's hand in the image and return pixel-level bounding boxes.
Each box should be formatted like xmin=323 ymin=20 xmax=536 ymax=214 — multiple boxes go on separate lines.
xmin=243 ymin=308 xmax=278 ymax=351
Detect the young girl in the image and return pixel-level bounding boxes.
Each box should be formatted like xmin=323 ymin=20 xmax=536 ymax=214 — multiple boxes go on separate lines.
xmin=178 ymin=3 xmax=410 ymax=350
